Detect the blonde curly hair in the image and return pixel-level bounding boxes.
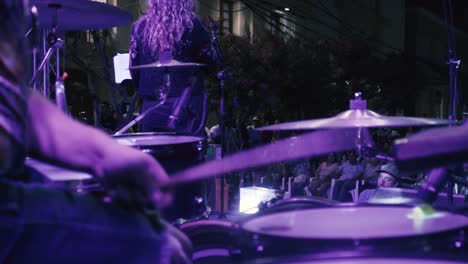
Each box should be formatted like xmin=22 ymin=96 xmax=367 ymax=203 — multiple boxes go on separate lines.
xmin=141 ymin=0 xmax=194 ymax=55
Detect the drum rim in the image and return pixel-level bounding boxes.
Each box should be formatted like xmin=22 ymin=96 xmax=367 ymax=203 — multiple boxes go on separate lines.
xmin=270 ymin=197 xmax=338 ymax=207
xmin=239 ymin=203 xmax=468 ymax=241
xmin=248 ymin=254 xmax=468 ymax=264
xmin=113 ymin=132 xmax=206 ymax=146
xmin=179 ymin=219 xmax=234 ymax=230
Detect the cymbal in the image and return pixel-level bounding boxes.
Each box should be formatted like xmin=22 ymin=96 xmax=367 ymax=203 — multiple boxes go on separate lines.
xmin=260 ymin=110 xmax=450 ymax=131
xmin=394 ymin=122 xmax=468 ymax=172
xmin=30 ymin=0 xmax=132 ymax=30
xmin=129 ymin=59 xmax=206 ymax=70
xmin=166 ymin=128 xmax=373 ymax=187
xmin=259 ymin=99 xmax=449 ymax=131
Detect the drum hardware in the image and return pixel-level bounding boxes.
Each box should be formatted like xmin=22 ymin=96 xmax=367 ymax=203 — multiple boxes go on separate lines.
xmin=113 ymin=97 xmax=168 ymax=136
xmin=179 ymin=203 xmax=468 ymax=262
xmin=235 ymin=205 xmax=468 ymax=261
xmin=29 ymin=0 xmax=132 ymax=31
xmin=28 ymin=0 xmax=132 ymax=111
xmin=128 ymin=60 xmax=206 ymax=70
xmin=114 ymin=133 xmax=207 ymax=221
xmin=258 ymin=92 xmax=450 ymax=131
xmin=394 ymin=123 xmax=468 ymax=206
xmin=116 ymin=53 xmax=206 ymax=136
xmin=208 ymin=18 xmax=232 ymax=217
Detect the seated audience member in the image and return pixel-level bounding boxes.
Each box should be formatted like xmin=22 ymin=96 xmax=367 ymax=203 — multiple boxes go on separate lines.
xmin=332 ymin=151 xmax=364 ymax=202
xmin=306 ymin=153 xmax=339 ymax=197
xmin=290 ymin=159 xmax=311 ymax=196
xmin=358 ymin=163 xmax=399 ymax=203
xmin=359 ymin=157 xmax=383 ymax=191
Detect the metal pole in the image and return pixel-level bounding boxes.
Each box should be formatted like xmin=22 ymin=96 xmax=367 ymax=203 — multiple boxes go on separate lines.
xmin=42 ymin=30 xmax=49 ymax=97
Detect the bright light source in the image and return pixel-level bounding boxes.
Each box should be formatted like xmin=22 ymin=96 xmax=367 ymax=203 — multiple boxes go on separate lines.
xmin=239 ymin=186 xmax=277 ymax=214
xmin=284 ymin=7 xmax=290 ymax=11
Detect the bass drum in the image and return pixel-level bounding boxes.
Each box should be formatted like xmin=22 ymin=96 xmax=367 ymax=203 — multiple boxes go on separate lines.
xmin=114 ymin=133 xmax=206 ymax=221
xmin=179 ymin=219 xmax=239 ymax=264
xmin=237 ymin=204 xmax=468 ymax=261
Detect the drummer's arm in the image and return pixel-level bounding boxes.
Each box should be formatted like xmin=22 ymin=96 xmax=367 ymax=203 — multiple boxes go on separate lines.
xmin=27 ymin=90 xmax=114 ymax=176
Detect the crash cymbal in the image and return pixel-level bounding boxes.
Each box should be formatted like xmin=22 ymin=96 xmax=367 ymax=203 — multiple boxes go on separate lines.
xmin=259 ymin=98 xmax=450 ymax=131
xmin=166 ymin=128 xmax=373 ymax=187
xmin=129 ymin=59 xmax=206 ymax=70
xmin=30 ymin=0 xmax=132 ymax=30
xmin=394 ymin=122 xmax=468 ymax=172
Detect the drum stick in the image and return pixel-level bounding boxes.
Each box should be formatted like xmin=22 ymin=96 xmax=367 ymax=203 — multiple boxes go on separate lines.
xmin=164 ymin=128 xmax=370 ymax=187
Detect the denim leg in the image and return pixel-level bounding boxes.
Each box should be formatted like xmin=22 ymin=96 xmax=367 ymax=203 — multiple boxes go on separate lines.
xmin=332 ymin=180 xmax=344 ymax=200
xmin=337 ymin=180 xmax=356 ymax=202
xmin=0 ymin=181 xmax=170 ymax=264
xmin=0 ymin=182 xmax=22 ymax=263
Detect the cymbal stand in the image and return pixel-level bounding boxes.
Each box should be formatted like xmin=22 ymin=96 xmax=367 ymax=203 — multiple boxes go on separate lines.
xmin=443 ymin=0 xmax=462 ymax=205
xmin=210 ymin=19 xmax=230 ymax=217
xmin=349 ymin=92 xmax=375 ymax=157
xmin=29 ymin=5 xmax=68 ymax=113
xmin=114 ymin=68 xmax=170 ymax=135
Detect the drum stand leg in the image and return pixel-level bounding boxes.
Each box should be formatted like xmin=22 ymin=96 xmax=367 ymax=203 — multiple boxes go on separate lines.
xmin=114 ymin=70 xmax=171 ymax=135
xmin=114 ymin=99 xmax=167 ymax=135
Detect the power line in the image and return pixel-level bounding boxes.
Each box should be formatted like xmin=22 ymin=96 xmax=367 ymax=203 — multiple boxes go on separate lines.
xmin=252 ymin=0 xmax=396 ymax=57
xmin=300 ymin=0 xmax=401 ymax=52
xmin=198 ymin=0 xmax=248 ymax=13
xmin=263 ymin=0 xmax=341 ymax=33
xmin=241 ymin=0 xmax=297 ymax=40
xmin=255 ymin=0 xmax=346 ymax=42
xmin=243 ymin=0 xmax=352 ymax=50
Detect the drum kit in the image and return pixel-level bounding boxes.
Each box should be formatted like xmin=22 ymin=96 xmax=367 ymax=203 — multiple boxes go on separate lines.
xmin=24 ymin=1 xmax=468 ymax=263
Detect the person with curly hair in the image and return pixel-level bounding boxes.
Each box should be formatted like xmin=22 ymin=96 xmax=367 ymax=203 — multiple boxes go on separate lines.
xmin=130 ymin=0 xmax=214 ymax=135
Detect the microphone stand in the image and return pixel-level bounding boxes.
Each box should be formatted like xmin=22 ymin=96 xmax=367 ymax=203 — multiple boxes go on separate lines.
xmin=420 ymin=0 xmax=465 ymax=207
xmin=210 ymin=19 xmax=229 ymax=217
xmin=442 ymin=0 xmax=462 ymax=205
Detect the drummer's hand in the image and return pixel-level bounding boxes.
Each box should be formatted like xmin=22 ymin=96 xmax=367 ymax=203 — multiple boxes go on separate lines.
xmin=97 ymin=144 xmax=172 ymax=209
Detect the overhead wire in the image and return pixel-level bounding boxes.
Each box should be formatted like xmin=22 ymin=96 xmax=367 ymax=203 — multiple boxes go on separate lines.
xmin=198 ymin=0 xmax=248 ymax=13
xmin=242 ymin=0 xmax=332 ymax=42
xmin=302 ymin=0 xmax=401 ymax=52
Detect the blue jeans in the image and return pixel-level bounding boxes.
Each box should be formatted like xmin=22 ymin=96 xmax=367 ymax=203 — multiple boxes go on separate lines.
xmin=0 ymin=180 xmax=171 ymax=264
xmin=332 ymin=179 xmax=356 ymax=202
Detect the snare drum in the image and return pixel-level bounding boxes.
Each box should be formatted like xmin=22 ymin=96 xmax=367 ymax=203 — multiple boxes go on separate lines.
xmin=114 ymin=133 xmax=206 ymax=220
xmin=114 ymin=133 xmax=205 ymax=172
xmin=238 ymin=204 xmax=468 ymax=260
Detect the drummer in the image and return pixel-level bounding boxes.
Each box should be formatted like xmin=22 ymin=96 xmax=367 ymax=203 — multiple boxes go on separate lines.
xmin=0 ymin=1 xmax=186 ymax=262
xmin=129 ymin=0 xmax=215 ymax=135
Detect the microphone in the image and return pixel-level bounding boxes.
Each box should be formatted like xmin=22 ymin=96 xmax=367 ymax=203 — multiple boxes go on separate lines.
xmin=418 ymin=167 xmax=449 ymax=204
xmin=168 ymin=84 xmax=192 ymax=130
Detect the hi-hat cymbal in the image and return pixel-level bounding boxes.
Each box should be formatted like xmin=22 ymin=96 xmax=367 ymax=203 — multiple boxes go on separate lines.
xmin=259 ymin=98 xmax=449 ymax=131
xmin=166 ymin=128 xmax=373 ymax=187
xmin=31 ymin=0 xmax=132 ymax=30
xmin=129 ymin=59 xmax=206 ymax=70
